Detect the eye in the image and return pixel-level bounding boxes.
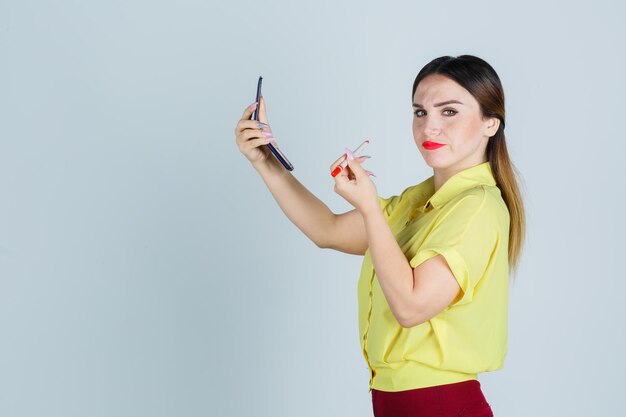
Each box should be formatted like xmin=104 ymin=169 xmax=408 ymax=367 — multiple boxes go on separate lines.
xmin=443 ymin=109 xmax=458 ymax=116
xmin=414 ymin=109 xmax=426 ymax=117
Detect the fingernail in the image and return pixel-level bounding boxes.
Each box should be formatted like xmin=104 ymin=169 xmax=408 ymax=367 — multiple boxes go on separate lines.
xmin=264 ymin=137 xmax=276 ymax=143
xmin=248 ymin=101 xmax=258 ymax=110
xmin=358 ymin=155 xmax=371 ymax=160
xmin=261 ymin=131 xmax=273 ymax=137
xmin=345 ymin=148 xmax=354 ymax=161
xmin=365 ymin=170 xmax=376 ymax=177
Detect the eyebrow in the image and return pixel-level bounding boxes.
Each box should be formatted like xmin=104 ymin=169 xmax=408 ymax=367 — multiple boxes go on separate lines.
xmin=412 ymin=100 xmax=464 ymax=108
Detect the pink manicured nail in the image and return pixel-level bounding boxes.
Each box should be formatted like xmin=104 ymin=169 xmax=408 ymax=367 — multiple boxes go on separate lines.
xmin=365 ymin=170 xmax=376 ymax=177
xmin=261 ymin=131 xmax=273 ymax=137
xmin=248 ymin=101 xmax=258 ymax=110
xmin=345 ymin=148 xmax=354 ymax=161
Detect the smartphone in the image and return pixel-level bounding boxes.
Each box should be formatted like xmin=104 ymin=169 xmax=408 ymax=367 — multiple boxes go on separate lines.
xmin=251 ymin=76 xmax=294 ymax=171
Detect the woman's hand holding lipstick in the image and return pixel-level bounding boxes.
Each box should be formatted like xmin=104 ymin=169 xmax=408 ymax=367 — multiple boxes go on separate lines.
xmin=330 ymin=140 xmax=375 ymax=177
xmin=331 ymin=140 xmax=379 ymax=215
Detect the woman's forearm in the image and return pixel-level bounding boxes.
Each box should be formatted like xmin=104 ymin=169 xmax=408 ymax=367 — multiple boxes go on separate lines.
xmin=253 ymin=159 xmax=336 ymax=248
xmin=361 ymin=208 xmax=415 ymax=325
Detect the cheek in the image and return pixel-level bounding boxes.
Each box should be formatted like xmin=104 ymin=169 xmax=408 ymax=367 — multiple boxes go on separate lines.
xmin=412 ymin=119 xmax=419 ymax=136
xmin=450 ymin=117 xmax=483 ymax=141
xmin=467 ymin=117 xmax=483 ymax=133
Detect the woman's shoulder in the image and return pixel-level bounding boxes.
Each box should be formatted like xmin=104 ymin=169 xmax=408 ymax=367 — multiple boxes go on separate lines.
xmin=444 ymin=185 xmax=510 ymax=228
xmin=448 ymin=183 xmax=506 ymax=208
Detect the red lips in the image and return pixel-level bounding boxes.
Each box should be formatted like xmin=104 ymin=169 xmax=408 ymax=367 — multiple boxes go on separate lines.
xmin=422 ymin=141 xmax=446 ymax=150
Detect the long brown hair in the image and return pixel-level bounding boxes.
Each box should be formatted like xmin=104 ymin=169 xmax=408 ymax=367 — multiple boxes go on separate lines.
xmin=412 ymin=55 xmax=526 ymax=275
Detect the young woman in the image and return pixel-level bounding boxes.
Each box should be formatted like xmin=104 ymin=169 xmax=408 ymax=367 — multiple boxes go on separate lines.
xmin=234 ymin=55 xmax=525 ymax=417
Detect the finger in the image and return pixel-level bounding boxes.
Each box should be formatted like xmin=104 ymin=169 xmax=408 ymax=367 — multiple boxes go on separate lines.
xmin=330 ymin=154 xmax=370 ymax=174
xmin=339 ymin=163 xmax=359 ymax=183
xmin=239 ymin=128 xmax=269 ymax=143
xmin=346 ymin=148 xmax=360 ymax=180
xmin=329 ymin=153 xmax=348 ymax=171
xmin=334 ymin=148 xmax=359 ymax=180
xmin=332 ymin=153 xmax=351 ymax=180
xmin=241 ymin=101 xmax=258 ymax=120
xmin=241 ymin=136 xmax=277 ymax=152
xmin=259 ymin=95 xmax=270 ymax=124
xmin=346 ymin=165 xmax=357 ymax=181
xmin=334 ymin=162 xmax=352 ymax=183
xmin=235 ymin=119 xmax=267 ymax=134
xmin=346 ymin=154 xmax=367 ymax=180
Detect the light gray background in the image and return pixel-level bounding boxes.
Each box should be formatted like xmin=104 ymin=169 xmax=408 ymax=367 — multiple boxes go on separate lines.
xmin=1 ymin=1 xmax=625 ymax=416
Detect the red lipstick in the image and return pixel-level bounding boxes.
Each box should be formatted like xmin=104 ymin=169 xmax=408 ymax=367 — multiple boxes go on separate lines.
xmin=422 ymin=141 xmax=446 ymax=150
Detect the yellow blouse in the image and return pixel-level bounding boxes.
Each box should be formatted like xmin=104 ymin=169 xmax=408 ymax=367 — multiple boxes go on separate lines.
xmin=358 ymin=162 xmax=510 ymax=392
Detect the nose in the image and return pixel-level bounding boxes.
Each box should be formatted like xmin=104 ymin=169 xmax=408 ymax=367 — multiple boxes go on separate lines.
xmin=424 ymin=121 xmax=441 ymax=137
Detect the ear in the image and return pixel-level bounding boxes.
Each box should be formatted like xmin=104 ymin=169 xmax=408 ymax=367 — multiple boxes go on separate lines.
xmin=485 ymin=117 xmax=500 ymax=138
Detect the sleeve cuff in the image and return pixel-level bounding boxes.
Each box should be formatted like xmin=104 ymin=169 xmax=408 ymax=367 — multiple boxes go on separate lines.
xmin=409 ymin=246 xmax=474 ymax=307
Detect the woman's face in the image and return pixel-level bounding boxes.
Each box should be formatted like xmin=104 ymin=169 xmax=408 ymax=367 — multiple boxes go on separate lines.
xmin=412 ymin=74 xmax=499 ymax=173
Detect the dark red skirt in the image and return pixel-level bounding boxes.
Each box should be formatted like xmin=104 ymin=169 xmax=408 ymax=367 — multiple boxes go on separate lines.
xmin=371 ymin=380 xmax=493 ymax=417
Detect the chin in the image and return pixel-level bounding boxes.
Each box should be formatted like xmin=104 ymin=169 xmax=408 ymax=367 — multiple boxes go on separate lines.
xmin=420 ymin=154 xmax=453 ymax=170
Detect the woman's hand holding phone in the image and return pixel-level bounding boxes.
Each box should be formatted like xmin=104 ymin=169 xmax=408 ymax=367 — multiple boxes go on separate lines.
xmin=234 ymin=95 xmax=280 ymax=169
